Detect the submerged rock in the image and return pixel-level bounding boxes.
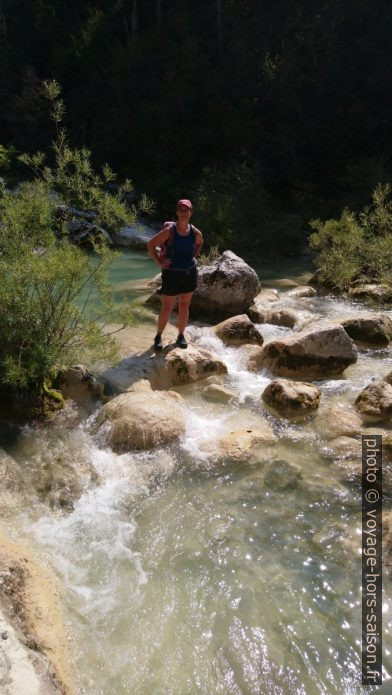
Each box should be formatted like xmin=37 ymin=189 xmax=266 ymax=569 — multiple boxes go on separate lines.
xmin=218 ymin=419 xmax=277 ymax=462
xmin=313 ymin=402 xmax=363 ymax=440
xmin=340 ymin=314 xmax=392 ymax=347
xmin=92 ymin=390 xmax=186 ymax=451
xmin=213 ymin=314 xmax=263 ymax=346
xmin=285 ymin=285 xmax=317 ymax=299
xmin=355 ymin=381 xmax=392 ymax=422
xmin=262 ymin=379 xmax=321 ymax=421
xmin=263 ymin=459 xmax=302 ymax=490
xmin=0 ymin=527 xmax=76 ymax=694
xmin=202 ymin=384 xmax=236 ymax=403
xmin=190 ymin=251 xmax=260 ymax=321
xmin=0 ymin=449 xmax=27 ymax=518
xmin=259 ymin=324 xmax=357 ymax=378
xmin=247 ymin=304 xmax=298 ymax=328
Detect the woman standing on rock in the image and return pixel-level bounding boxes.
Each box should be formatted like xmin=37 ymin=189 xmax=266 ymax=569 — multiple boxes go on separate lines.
xmin=147 ymin=199 xmax=203 ymax=350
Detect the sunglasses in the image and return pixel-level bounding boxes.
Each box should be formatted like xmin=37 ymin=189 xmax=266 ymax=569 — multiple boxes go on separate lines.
xmin=177 ymin=206 xmax=191 ymax=212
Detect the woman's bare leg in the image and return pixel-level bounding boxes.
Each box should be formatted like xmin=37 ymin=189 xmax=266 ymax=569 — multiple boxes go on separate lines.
xmin=177 ymin=292 xmax=193 ymax=334
xmin=157 ymin=295 xmax=176 ymax=334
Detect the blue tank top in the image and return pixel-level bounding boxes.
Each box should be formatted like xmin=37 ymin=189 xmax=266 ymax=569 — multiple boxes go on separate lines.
xmin=168 ymin=223 xmax=196 ymax=271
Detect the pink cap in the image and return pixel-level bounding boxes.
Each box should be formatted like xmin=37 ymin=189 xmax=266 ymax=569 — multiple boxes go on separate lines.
xmin=176 ymin=199 xmax=192 ymax=209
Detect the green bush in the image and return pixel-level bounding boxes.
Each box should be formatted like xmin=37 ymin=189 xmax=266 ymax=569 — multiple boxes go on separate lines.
xmin=309 ymin=184 xmax=392 ymax=291
xmin=0 ymin=81 xmax=146 ymax=413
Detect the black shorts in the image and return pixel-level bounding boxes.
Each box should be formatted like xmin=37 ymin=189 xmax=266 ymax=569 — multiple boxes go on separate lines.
xmin=160 ymin=266 xmax=198 ymax=296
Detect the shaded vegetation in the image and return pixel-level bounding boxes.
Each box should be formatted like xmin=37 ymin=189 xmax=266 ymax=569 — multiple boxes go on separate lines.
xmin=0 ymin=81 xmax=144 ymax=415
xmin=1 ymin=2 xmax=392 ymax=253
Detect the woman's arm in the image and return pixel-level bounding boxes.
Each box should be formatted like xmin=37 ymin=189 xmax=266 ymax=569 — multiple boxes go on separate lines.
xmin=193 ymin=228 xmax=203 ymax=259
xmin=147 ymin=224 xmax=172 ymax=268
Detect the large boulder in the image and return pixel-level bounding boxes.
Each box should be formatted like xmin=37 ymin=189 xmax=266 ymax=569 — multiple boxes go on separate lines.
xmin=190 ymin=251 xmax=260 ymax=320
xmin=213 ymin=314 xmax=263 ymax=346
xmin=112 ymin=222 xmax=156 ymax=248
xmin=340 ymin=314 xmax=392 ymax=347
xmin=259 ymin=324 xmax=357 ymax=378
xmin=355 ymin=381 xmax=392 ymax=422
xmin=262 ymin=379 xmax=321 ymax=420
xmin=150 ymin=343 xmax=228 ymax=388
xmin=91 ymin=389 xmax=186 ymax=451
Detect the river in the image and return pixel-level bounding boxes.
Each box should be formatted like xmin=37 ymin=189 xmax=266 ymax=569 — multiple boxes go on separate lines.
xmin=2 ymin=250 xmax=392 ymax=694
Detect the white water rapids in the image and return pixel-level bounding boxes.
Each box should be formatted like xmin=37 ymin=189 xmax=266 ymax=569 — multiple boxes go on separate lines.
xmin=5 ymin=289 xmax=392 ymax=694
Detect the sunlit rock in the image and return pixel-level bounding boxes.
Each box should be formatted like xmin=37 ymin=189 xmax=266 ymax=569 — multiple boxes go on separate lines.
xmin=243 ymin=345 xmax=265 ymax=372
xmin=355 ymin=381 xmax=392 ymax=422
xmin=213 ymin=314 xmax=263 ymax=346
xmin=247 ymin=304 xmax=298 ymax=327
xmin=150 ymin=343 xmax=227 ymax=388
xmin=259 ymin=324 xmax=357 ymax=378
xmin=202 ymin=384 xmax=235 ymax=403
xmin=262 ymin=379 xmax=321 ymax=421
xmin=92 ymin=390 xmax=186 ymax=451
xmin=190 ymin=251 xmax=260 ymax=321
xmin=0 ymin=527 xmax=76 ymax=694
xmin=56 ymin=364 xmax=106 ymax=404
xmin=347 ymin=283 xmax=392 ymax=303
xmin=285 ymin=285 xmax=317 ymax=299
xmin=340 ymin=313 xmax=392 ymax=346
xmin=218 ymin=419 xmax=277 ymax=462
xmin=313 ymin=402 xmax=363 ymax=440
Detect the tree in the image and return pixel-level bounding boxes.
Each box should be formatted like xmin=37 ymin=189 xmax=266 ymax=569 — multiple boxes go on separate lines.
xmin=0 ymin=80 xmax=149 ymax=416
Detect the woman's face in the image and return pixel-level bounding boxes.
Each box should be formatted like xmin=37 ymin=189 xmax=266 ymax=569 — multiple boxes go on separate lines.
xmin=176 ymin=204 xmax=192 ymax=220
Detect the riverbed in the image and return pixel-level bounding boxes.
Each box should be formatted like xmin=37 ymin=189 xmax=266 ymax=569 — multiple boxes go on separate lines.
xmin=2 ymin=250 xmax=392 ymax=695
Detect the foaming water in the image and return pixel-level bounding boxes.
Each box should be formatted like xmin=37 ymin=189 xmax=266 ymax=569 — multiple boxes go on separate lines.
xmin=5 ymin=285 xmax=392 ymax=694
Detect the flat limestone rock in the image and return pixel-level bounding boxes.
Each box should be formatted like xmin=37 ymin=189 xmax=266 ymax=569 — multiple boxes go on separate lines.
xmin=0 ymin=527 xmax=75 ymax=694
xmin=218 ymin=415 xmax=277 ymax=462
xmin=0 ymin=449 xmax=26 ymax=519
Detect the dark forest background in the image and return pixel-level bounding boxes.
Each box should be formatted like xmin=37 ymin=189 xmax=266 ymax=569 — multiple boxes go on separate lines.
xmin=1 ymin=0 xmax=392 ymax=255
